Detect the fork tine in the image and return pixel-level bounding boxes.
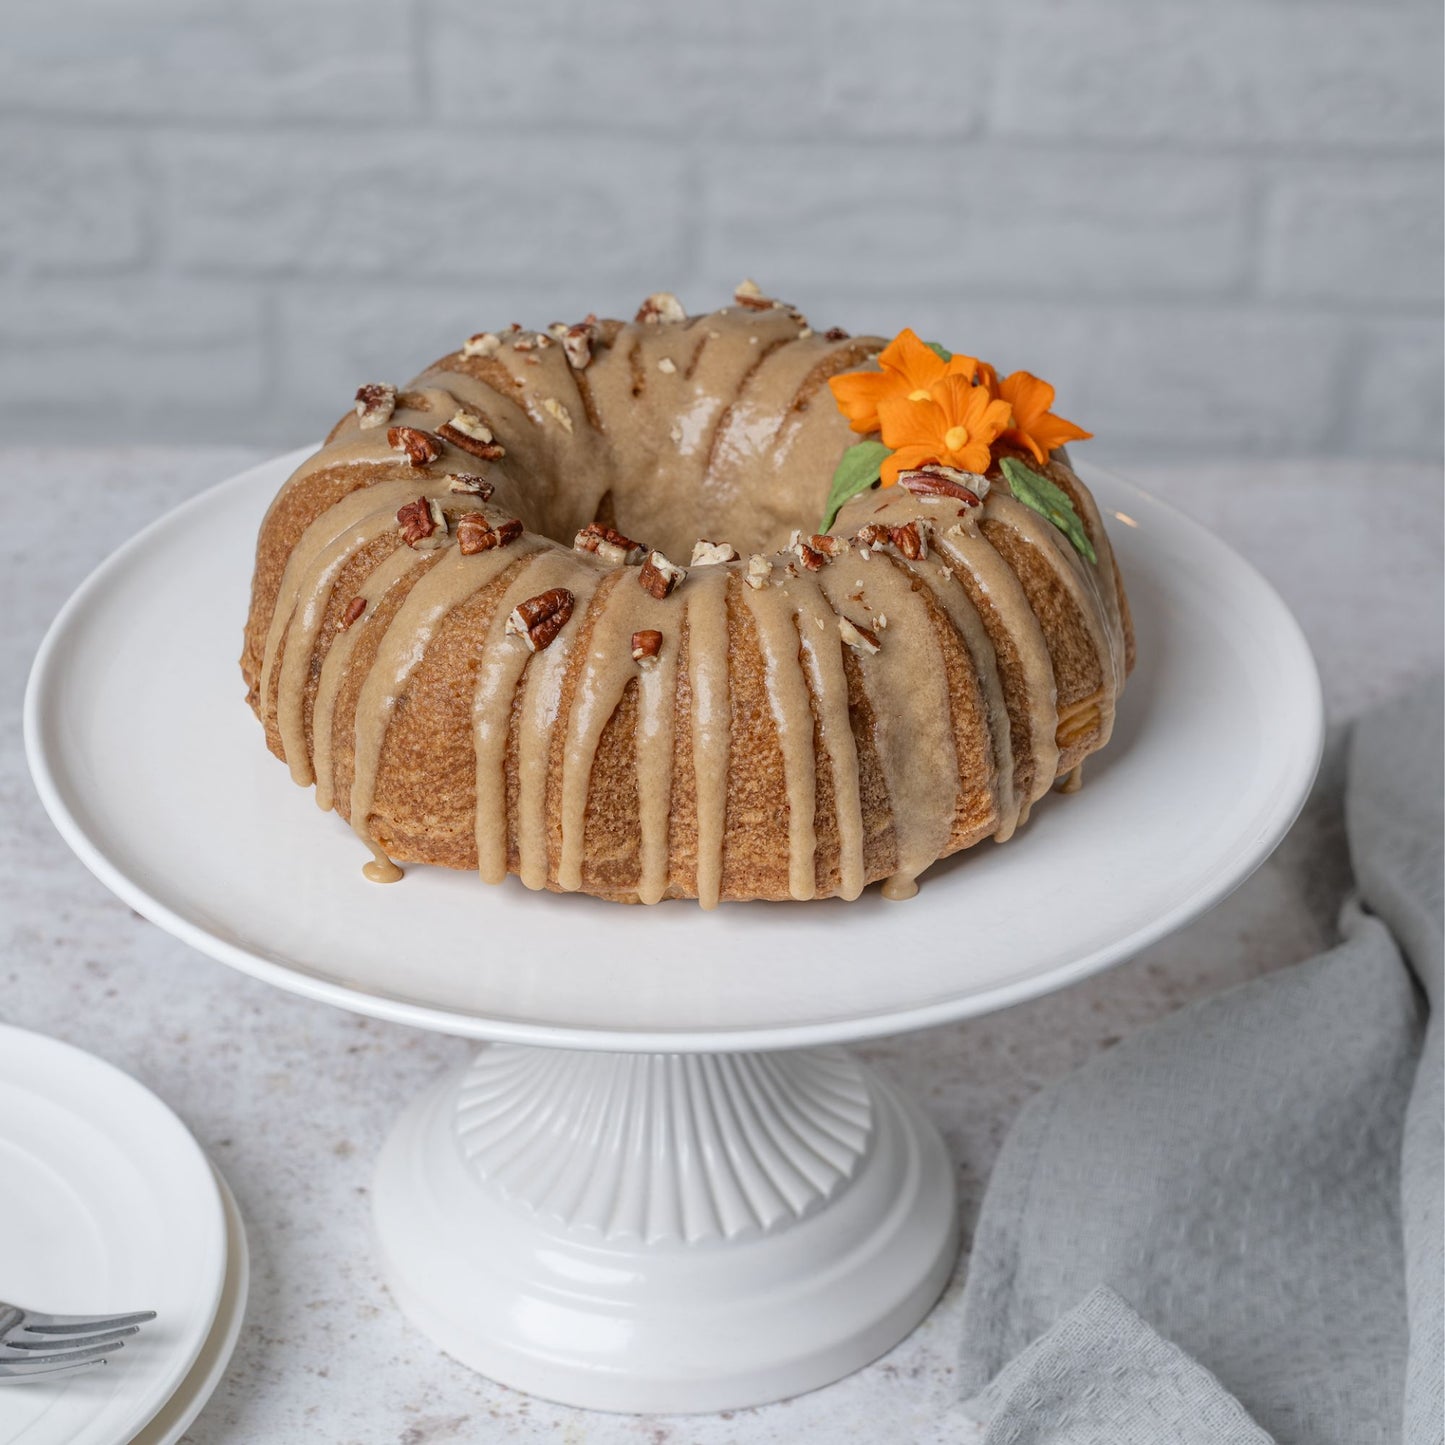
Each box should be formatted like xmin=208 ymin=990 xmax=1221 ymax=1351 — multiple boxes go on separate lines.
xmin=0 ymin=1355 xmax=109 ymax=1379
xmin=0 ymin=1340 xmax=122 ymax=1367
xmin=20 ymin=1310 xmax=155 ymax=1335
xmin=7 ymin=1326 xmax=140 ymax=1351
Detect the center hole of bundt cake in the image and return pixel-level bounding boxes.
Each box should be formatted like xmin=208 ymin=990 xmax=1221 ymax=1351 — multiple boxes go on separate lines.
xmin=547 ymin=453 xmax=833 ymax=563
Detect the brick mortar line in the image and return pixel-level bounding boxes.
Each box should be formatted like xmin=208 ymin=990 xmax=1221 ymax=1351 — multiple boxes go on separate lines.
xmin=1 ymin=111 xmax=1441 ymax=164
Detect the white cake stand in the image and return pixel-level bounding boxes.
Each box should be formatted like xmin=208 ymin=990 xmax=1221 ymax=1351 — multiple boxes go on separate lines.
xmin=25 ymin=452 xmax=1322 ymax=1414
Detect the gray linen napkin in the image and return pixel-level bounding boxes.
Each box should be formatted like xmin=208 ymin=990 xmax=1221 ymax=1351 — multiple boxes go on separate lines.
xmin=955 ymin=681 xmax=1443 ymax=1445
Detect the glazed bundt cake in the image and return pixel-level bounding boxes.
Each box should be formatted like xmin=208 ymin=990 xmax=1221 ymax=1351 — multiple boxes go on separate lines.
xmin=241 ymin=284 xmax=1133 ymax=906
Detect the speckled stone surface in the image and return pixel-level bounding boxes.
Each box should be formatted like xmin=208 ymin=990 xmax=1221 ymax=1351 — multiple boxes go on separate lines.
xmin=2 ymin=451 xmax=1440 ymax=1444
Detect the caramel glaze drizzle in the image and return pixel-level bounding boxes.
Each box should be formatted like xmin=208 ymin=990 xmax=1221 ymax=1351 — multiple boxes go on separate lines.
xmin=249 ymin=302 xmax=1130 ymax=906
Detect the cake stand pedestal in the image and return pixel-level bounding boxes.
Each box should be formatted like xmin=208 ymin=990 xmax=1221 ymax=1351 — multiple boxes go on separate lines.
xmin=25 ymin=452 xmax=1322 ymax=1414
xmin=373 ymin=1044 xmax=956 ymax=1411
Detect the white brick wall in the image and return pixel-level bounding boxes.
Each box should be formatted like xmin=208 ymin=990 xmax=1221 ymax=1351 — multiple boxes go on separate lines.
xmin=0 ymin=0 xmax=1440 ymax=460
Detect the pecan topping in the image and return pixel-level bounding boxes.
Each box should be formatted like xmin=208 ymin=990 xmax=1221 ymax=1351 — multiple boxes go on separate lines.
xmin=638 ymin=550 xmax=686 ymax=599
xmin=388 ymin=426 xmax=442 ymax=467
xmin=444 ymin=409 xmax=493 ymax=443
xmin=437 ymin=412 xmax=505 ymax=461
xmin=787 ymin=529 xmax=828 ymax=571
xmin=354 ymin=382 xmax=396 ymax=430
xmin=690 ymin=538 xmax=739 ymax=566
xmin=657 ymin=356 xmax=677 ymax=374
xmin=397 ymin=496 xmax=446 ymax=549
xmin=897 ymin=465 xmax=986 ymax=505
xmin=635 ymin=291 xmax=685 ymax=325
xmin=338 ymin=596 xmax=367 ymax=631
xmin=506 ymin=588 xmax=574 ymax=652
xmin=540 ymin=397 xmax=573 ymax=433
xmin=744 ymin=554 xmax=773 ymax=590
xmin=512 ymin=333 xmax=537 ymax=352
xmin=448 ymin=472 xmax=494 ymax=497
xmin=462 ymin=331 xmax=501 ymax=358
xmin=854 ymin=522 xmax=892 ymax=548
xmin=457 ymin=514 xmax=523 ymax=555
xmin=838 ymin=616 xmax=881 ymax=655
xmin=732 ymin=278 xmax=788 ymax=312
xmin=825 ymin=327 xmax=850 ymax=342
xmin=806 ymin=532 xmax=847 ymax=558
xmin=561 ymin=315 xmax=598 ymax=370
xmin=891 ymin=520 xmax=930 ymax=561
xmin=631 ymin=629 xmax=663 ymax=665
xmin=574 ymin=522 xmax=645 ymax=566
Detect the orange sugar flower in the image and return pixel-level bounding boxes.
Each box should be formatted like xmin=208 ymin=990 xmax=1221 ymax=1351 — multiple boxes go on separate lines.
xmin=876 ymin=374 xmax=1014 ymax=485
xmin=828 ymin=327 xmax=978 ymax=436
xmin=978 ymin=365 xmax=1092 ymax=464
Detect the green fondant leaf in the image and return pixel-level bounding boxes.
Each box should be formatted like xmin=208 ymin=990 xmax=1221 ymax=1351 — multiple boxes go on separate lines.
xmin=926 ymin=341 xmax=952 ymax=362
xmin=820 ymin=439 xmax=892 ymax=533
xmin=1000 ymin=456 xmax=1098 ymax=564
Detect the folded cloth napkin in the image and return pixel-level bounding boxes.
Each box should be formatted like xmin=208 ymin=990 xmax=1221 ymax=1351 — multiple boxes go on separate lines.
xmin=955 ymin=680 xmax=1443 ymax=1445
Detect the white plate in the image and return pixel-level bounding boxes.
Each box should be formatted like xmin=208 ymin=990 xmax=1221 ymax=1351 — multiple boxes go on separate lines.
xmin=0 ymin=1026 xmax=227 ymax=1445
xmin=25 ymin=452 xmax=1322 ymax=1052
xmin=130 ymin=1167 xmax=247 ymax=1445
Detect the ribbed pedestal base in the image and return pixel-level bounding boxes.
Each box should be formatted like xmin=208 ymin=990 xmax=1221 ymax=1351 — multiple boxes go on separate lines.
xmin=372 ymin=1043 xmax=957 ymax=1414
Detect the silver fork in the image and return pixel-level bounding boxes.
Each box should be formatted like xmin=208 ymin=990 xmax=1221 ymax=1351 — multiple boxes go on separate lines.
xmin=0 ymin=1301 xmax=156 ymax=1381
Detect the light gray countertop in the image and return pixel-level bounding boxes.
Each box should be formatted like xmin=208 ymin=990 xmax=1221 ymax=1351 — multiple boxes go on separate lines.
xmin=2 ymin=451 xmax=1440 ymax=1444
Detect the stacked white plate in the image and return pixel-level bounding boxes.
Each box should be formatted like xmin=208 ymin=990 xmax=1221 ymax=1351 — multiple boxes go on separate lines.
xmin=0 ymin=1024 xmax=247 ymax=1445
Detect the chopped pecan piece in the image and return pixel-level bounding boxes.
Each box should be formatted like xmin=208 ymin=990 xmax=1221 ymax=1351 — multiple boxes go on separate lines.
xmin=824 ymin=326 xmax=850 ymax=342
xmin=838 ymin=616 xmax=881 ymax=655
xmin=561 ymin=315 xmax=597 ymax=369
xmin=744 ymin=554 xmax=773 ymax=590
xmin=462 ymin=331 xmax=501 ymax=358
xmin=338 ymin=596 xmax=367 ymax=631
xmin=444 ymin=409 xmax=493 ymax=443
xmin=354 ymin=382 xmax=396 ymax=430
xmin=638 ymin=550 xmax=686 ymax=599
xmin=635 ymin=291 xmax=685 ymax=324
xmin=806 ymin=532 xmax=846 ymax=558
xmin=437 ymin=412 xmax=505 ymax=461
xmin=448 ymin=472 xmax=494 ymax=498
xmin=891 ymin=520 xmax=930 ymax=561
xmin=457 ymin=514 xmax=523 ymax=556
xmin=388 ymin=426 xmax=442 ymax=467
xmin=733 ymin=278 xmax=783 ymax=311
xmin=396 ymin=496 xmax=446 ymax=548
xmin=896 ymin=465 xmax=986 ymax=505
xmin=631 ymin=629 xmax=663 ymax=665
xmin=574 ymin=522 xmax=645 ymax=566
xmin=690 ymin=538 xmax=739 ymax=566
xmin=540 ymin=397 xmax=573 ymax=433
xmin=506 ymin=587 xmax=575 ymax=652
xmin=854 ymin=522 xmax=892 ymax=548
xmin=787 ymin=529 xmax=827 ymax=571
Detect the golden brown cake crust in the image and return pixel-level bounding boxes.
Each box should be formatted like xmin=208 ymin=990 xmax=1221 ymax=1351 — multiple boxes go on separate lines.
xmin=242 ymin=297 xmax=1133 ymax=905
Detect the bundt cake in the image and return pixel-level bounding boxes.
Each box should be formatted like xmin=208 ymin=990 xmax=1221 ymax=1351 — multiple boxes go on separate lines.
xmin=241 ymin=284 xmax=1133 ymax=907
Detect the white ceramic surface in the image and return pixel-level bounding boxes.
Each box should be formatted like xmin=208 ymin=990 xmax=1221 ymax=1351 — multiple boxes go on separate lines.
xmin=130 ymin=1168 xmax=249 ymax=1445
xmin=22 ymin=450 xmax=1322 ymax=1052
xmin=374 ymin=1044 xmax=959 ymax=1413
xmin=0 ymin=1025 xmax=228 ymax=1445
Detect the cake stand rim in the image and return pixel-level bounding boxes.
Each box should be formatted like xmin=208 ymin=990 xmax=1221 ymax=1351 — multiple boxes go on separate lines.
xmin=24 ymin=450 xmax=1324 ymax=1053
